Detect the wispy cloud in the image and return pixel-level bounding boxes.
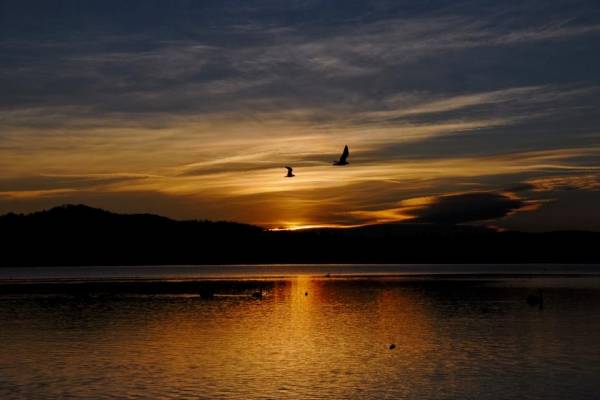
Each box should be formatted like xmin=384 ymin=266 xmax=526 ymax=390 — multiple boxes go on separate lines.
xmin=526 ymin=174 xmax=600 ymax=192
xmin=1 ymin=1 xmax=599 ymax=229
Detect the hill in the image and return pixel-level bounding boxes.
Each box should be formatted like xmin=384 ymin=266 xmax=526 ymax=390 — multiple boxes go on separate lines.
xmin=1 ymin=204 xmax=599 ymax=266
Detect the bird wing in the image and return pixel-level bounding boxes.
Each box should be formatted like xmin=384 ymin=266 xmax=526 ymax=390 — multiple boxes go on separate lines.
xmin=340 ymin=145 xmax=349 ymax=162
xmin=285 ymin=166 xmax=293 ymax=172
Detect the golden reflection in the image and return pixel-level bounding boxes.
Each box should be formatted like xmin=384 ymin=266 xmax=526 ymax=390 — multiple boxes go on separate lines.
xmin=3 ymin=277 xmax=600 ymax=398
xmin=121 ymin=277 xmax=438 ymax=397
xmin=373 ymin=283 xmax=435 ymax=356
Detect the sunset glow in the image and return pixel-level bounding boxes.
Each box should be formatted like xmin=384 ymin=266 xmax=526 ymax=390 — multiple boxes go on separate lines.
xmin=1 ymin=2 xmax=599 ymax=231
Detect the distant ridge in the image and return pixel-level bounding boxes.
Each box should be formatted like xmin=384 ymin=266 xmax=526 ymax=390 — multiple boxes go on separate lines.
xmin=1 ymin=204 xmax=260 ymax=233
xmin=1 ymin=204 xmax=599 ymax=266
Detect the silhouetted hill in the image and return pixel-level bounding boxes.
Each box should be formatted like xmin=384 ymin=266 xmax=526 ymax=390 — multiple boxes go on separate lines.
xmin=1 ymin=204 xmax=260 ymax=236
xmin=1 ymin=204 xmax=599 ymax=266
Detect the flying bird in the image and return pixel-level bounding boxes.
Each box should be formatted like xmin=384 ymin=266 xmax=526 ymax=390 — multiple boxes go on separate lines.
xmin=333 ymin=145 xmax=349 ymax=166
xmin=285 ymin=166 xmax=295 ymax=177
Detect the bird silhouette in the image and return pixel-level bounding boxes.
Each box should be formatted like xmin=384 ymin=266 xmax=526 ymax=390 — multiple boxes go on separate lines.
xmin=285 ymin=166 xmax=295 ymax=177
xmin=333 ymin=145 xmax=349 ymax=166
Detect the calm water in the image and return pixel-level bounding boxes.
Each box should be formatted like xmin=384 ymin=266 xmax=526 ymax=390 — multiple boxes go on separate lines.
xmin=1 ymin=265 xmax=600 ymax=399
xmin=1 ymin=264 xmax=600 ymax=281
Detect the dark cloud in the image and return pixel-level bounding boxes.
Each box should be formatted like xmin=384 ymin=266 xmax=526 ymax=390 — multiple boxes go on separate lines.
xmin=505 ymin=183 xmax=535 ymax=193
xmin=2 ymin=0 xmax=600 ymax=122
xmin=413 ymin=192 xmax=526 ymax=224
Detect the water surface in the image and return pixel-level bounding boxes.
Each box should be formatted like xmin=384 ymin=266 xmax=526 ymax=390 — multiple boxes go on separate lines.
xmin=1 ymin=263 xmax=599 ymax=281
xmin=1 ymin=265 xmax=599 ymax=399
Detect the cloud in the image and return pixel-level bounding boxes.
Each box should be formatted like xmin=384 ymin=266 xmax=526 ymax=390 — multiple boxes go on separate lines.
xmin=360 ymin=86 xmax=597 ymax=124
xmin=526 ymin=174 xmax=600 ymax=192
xmin=2 ymin=5 xmax=600 ymax=119
xmin=0 ymin=174 xmax=149 ymax=192
xmin=505 ymin=183 xmax=536 ymax=193
xmin=345 ymin=190 xmax=535 ymax=226
xmin=409 ymin=192 xmax=527 ymax=224
xmin=0 ymin=2 xmax=599 ymax=230
xmin=0 ymin=174 xmax=152 ymax=200
xmin=504 ymin=173 xmax=600 ymax=194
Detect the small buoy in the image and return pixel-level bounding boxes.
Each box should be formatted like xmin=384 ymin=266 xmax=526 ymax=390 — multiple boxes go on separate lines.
xmin=305 ymin=292 xmax=308 ymax=296
xmin=389 ymin=344 xmax=396 ymax=350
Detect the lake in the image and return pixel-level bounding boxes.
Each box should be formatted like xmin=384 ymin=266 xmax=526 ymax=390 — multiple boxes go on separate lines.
xmin=1 ymin=265 xmax=600 ymax=399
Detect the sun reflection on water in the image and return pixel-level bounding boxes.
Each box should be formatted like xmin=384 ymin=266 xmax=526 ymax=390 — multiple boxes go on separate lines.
xmin=1 ymin=277 xmax=600 ymax=399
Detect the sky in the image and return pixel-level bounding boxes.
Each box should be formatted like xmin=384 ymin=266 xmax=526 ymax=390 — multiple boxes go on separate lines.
xmin=1 ymin=0 xmax=599 ymax=230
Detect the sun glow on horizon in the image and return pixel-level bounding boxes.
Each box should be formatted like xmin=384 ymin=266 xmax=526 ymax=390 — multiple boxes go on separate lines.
xmin=1 ymin=4 xmax=599 ymax=231
xmin=268 ymin=222 xmax=364 ymax=231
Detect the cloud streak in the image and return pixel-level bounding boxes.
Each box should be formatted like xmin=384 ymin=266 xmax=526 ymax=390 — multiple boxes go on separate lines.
xmin=1 ymin=1 xmax=599 ymax=229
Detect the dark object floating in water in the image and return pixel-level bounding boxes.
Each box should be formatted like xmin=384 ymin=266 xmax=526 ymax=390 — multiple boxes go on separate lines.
xmin=526 ymin=290 xmax=544 ymax=309
xmin=305 ymin=292 xmax=309 ymax=296
xmin=389 ymin=344 xmax=396 ymax=350
xmin=252 ymin=291 xmax=263 ymax=299
xmin=325 ymin=273 xmax=331 ymax=278
xmin=284 ymin=166 xmax=295 ymax=178
xmin=200 ymin=290 xmax=214 ymax=300
xmin=333 ymin=145 xmax=349 ymax=166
